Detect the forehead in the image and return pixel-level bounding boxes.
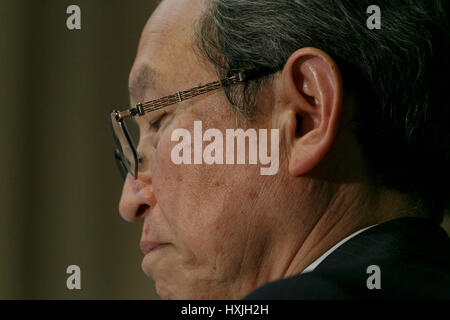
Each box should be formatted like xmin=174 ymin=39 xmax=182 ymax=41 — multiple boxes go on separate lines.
xmin=130 ymin=0 xmax=212 ymax=93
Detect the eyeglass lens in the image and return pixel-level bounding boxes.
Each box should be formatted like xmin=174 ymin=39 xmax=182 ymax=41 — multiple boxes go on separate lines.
xmin=110 ymin=111 xmax=139 ymax=178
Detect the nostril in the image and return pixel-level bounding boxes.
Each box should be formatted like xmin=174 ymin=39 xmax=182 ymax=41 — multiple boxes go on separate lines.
xmin=136 ymin=204 xmax=150 ymax=218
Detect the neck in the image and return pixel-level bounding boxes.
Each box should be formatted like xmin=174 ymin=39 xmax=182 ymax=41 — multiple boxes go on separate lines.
xmin=275 ymin=183 xmax=426 ymax=282
xmin=234 ymin=180 xmax=428 ymax=299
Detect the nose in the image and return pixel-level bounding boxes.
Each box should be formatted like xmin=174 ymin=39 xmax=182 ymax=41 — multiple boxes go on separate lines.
xmin=118 ymin=173 xmax=157 ymax=222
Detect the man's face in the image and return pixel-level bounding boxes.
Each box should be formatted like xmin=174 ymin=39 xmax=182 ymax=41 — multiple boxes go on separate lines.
xmin=119 ymin=0 xmax=281 ymax=299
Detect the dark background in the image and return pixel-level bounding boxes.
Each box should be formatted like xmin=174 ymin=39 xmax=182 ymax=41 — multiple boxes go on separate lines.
xmin=0 ymin=0 xmax=448 ymax=299
xmin=0 ymin=0 xmax=160 ymax=299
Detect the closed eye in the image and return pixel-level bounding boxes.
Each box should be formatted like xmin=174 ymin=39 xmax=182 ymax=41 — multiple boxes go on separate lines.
xmin=149 ymin=113 xmax=166 ymax=130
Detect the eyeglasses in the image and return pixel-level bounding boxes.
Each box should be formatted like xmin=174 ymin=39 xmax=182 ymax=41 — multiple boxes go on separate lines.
xmin=109 ymin=69 xmax=271 ymax=180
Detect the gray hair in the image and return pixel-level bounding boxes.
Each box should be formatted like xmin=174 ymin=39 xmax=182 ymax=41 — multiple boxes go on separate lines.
xmin=195 ymin=0 xmax=450 ymax=221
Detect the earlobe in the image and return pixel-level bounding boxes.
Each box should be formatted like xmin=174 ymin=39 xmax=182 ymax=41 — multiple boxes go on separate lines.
xmin=278 ymin=47 xmax=342 ymax=177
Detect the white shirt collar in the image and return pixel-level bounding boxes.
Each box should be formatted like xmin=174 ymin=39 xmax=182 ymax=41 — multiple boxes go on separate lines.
xmin=301 ymin=224 xmax=376 ymax=274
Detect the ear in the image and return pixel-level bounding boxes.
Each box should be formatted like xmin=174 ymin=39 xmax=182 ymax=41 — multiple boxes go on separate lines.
xmin=276 ymin=47 xmax=343 ymax=177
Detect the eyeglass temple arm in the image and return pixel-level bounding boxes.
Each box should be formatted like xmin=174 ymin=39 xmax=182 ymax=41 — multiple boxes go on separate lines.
xmin=113 ymin=105 xmax=143 ymax=121
xmin=114 ymin=68 xmax=273 ymax=121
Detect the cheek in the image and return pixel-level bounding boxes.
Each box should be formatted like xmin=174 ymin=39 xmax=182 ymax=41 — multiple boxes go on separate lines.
xmin=151 ymin=125 xmax=245 ymax=264
xmin=152 ymin=128 xmax=207 ymax=238
xmin=153 ymin=113 xmax=219 ymax=219
xmin=148 ymin=105 xmax=268 ymax=283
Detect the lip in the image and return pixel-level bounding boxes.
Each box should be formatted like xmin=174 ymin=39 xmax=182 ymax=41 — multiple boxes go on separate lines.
xmin=140 ymin=240 xmax=169 ymax=255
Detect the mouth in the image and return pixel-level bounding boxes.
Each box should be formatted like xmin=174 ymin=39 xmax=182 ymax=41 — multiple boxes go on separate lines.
xmin=140 ymin=240 xmax=169 ymax=255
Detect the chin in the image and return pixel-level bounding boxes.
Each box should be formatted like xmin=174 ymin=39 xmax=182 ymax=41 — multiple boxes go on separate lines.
xmin=155 ymin=282 xmax=211 ymax=300
xmin=154 ymin=277 xmax=236 ymax=300
xmin=155 ymin=280 xmax=176 ymax=300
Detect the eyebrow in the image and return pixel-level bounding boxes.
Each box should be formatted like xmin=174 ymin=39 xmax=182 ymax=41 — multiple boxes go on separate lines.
xmin=128 ymin=64 xmax=159 ymax=103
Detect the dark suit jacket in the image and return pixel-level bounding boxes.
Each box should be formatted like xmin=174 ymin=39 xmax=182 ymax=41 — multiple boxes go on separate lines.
xmin=245 ymin=217 xmax=450 ymax=299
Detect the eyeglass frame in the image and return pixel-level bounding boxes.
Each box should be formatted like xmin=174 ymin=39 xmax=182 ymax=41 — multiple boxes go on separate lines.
xmin=109 ymin=68 xmax=273 ymax=180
